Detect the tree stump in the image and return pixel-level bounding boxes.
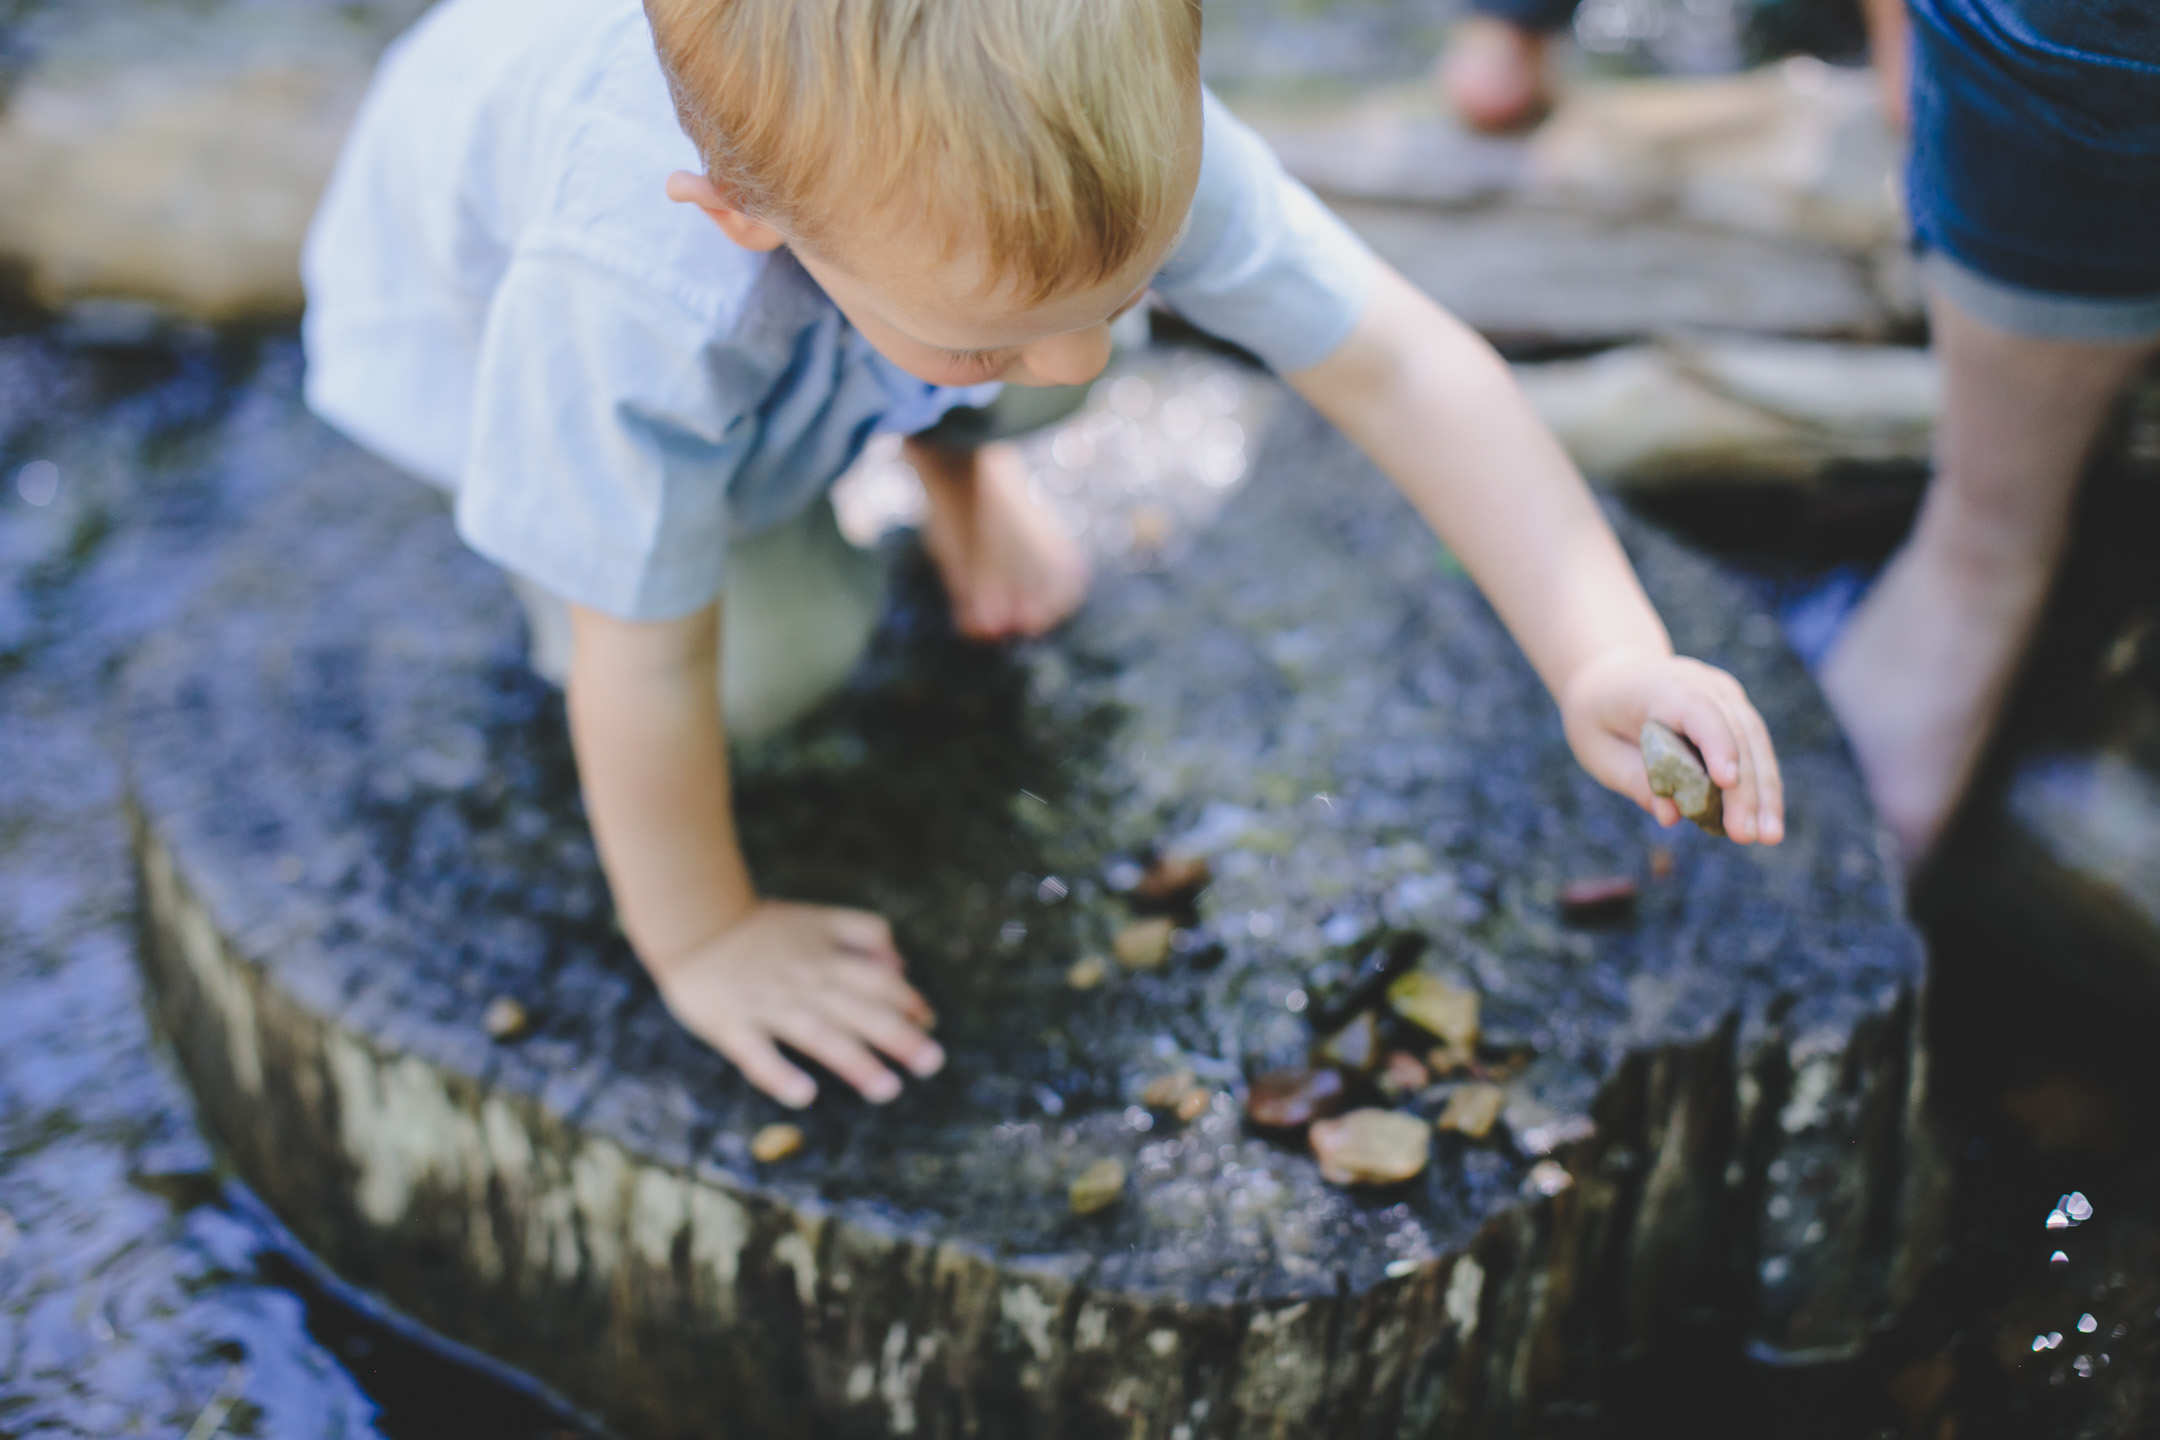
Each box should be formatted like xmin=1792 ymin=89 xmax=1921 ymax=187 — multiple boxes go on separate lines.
xmin=125 ymin=374 xmax=1938 ymax=1438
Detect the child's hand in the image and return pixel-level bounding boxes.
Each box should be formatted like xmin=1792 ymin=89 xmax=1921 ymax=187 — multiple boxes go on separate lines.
xmin=1559 ymin=650 xmax=1786 ymax=845
xmin=653 ymin=901 xmax=946 ymax=1108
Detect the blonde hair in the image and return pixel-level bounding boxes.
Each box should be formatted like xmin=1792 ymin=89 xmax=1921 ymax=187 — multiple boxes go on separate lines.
xmin=645 ymin=0 xmax=1201 ymax=301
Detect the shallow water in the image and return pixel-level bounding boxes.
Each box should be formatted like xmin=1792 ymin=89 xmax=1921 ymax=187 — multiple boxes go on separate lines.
xmin=0 ymin=327 xmax=594 ymax=1437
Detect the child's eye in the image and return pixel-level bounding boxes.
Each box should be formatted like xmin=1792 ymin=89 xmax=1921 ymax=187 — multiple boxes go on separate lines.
xmin=945 ymin=347 xmax=1004 ymax=371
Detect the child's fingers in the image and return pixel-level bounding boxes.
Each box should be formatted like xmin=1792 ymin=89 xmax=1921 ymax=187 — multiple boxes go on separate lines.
xmin=774 ymin=1013 xmax=903 ymax=1104
xmin=1734 ymin=696 xmax=1785 ymax=843
xmin=1660 ymin=687 xmax=1744 ymax=795
xmin=710 ymin=1019 xmax=819 ymax=1109
xmin=833 ymin=957 xmax=937 ymax=1028
xmin=1579 ymin=728 xmax=1687 ymax=826
xmin=1714 ymin=694 xmax=1764 ymax=843
xmin=820 ymin=991 xmax=946 ymax=1078
xmin=828 ymin=908 xmax=902 ymax=965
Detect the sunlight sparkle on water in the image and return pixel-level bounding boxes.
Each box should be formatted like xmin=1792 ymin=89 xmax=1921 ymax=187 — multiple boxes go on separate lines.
xmin=14 ymin=459 xmax=59 ymax=506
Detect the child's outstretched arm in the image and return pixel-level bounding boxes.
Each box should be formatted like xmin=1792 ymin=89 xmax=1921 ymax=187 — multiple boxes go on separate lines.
xmin=1288 ymin=264 xmax=1785 ymax=844
xmin=565 ymin=601 xmax=947 ymax=1106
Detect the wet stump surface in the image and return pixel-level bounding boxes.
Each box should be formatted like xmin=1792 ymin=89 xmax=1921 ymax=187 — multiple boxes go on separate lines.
xmin=125 ymin=374 xmax=1934 ymax=1439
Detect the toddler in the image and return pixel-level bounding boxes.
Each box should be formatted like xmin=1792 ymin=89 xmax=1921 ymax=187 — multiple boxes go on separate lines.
xmin=303 ymin=0 xmax=1784 ymax=1110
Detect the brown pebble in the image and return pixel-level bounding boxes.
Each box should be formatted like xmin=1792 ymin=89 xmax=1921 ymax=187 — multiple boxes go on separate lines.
xmin=1246 ymin=1067 xmax=1347 ymax=1129
xmin=1140 ymin=1069 xmax=1198 ymax=1110
xmin=1426 ymin=1041 xmax=1477 ymax=1077
xmin=751 ymin=1124 xmax=805 ymax=1164
xmin=1437 ymin=1083 xmax=1507 ymax=1141
xmin=1133 ymin=852 xmax=1211 ymax=906
xmin=1379 ymin=1050 xmax=1431 ymax=1097
xmin=1648 ymin=845 xmax=1675 ymax=882
xmin=1113 ymin=917 xmax=1175 ymax=969
xmin=1387 ymin=973 xmax=1479 ymax=1050
xmin=1066 ymin=955 xmax=1109 ymax=990
xmin=1558 ymin=875 xmax=1638 ymax=924
xmin=483 ymin=996 xmax=531 ymax=1043
xmin=1310 ymin=1109 xmax=1431 ymax=1186
xmin=1069 ymin=1157 xmax=1128 ymax=1215
xmin=1175 ymin=1088 xmax=1213 ymax=1123
xmin=1317 ymin=1011 xmax=1381 ymax=1073
xmin=1642 ymin=719 xmax=1725 ymax=836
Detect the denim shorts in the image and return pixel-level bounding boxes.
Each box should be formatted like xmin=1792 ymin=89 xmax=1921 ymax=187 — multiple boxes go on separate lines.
xmin=1906 ymin=0 xmax=2160 ymax=341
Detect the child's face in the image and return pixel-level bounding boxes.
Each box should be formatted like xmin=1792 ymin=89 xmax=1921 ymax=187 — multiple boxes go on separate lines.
xmin=789 ymin=236 xmax=1168 ymax=391
xmin=668 ymin=113 xmax=1202 ymax=393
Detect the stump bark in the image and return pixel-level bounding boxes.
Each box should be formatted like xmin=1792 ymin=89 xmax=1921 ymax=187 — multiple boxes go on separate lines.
xmin=126 ymin=369 xmax=1939 ymax=1438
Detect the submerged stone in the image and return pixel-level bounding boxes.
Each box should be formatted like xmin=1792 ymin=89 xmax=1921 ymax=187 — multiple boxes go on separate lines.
xmin=482 ymin=996 xmax=531 ymax=1044
xmin=1065 ymin=954 xmax=1109 ymax=990
xmin=1437 ymin=1084 xmax=1508 ymax=1142
xmin=1387 ymin=972 xmax=1481 ymax=1051
xmin=1310 ymin=1110 xmax=1431 ymax=1187
xmin=1068 ymin=1157 xmax=1128 ymax=1216
xmin=1132 ymin=852 xmax=1211 ymax=908
xmin=1380 ymin=1050 xmax=1432 ymax=1097
xmin=1246 ymin=1068 xmax=1348 ymax=1130
xmin=1112 ymin=916 xmax=1174 ymax=969
xmin=1139 ymin=1069 xmax=1198 ymax=1110
xmin=1316 ymin=1011 xmax=1381 ymax=1073
xmin=1559 ymin=875 xmax=1640 ymax=925
xmin=750 ymin=1124 xmax=805 ymax=1165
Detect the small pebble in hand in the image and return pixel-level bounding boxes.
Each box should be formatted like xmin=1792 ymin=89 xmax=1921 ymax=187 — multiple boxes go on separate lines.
xmin=1641 ymin=720 xmax=1724 ymax=836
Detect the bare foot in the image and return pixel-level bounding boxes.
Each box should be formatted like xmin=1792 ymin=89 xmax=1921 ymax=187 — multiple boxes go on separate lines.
xmin=1820 ymin=543 xmax=2049 ymax=865
xmin=1437 ymin=16 xmax=1555 ymax=136
xmin=1821 ymin=295 xmax=2153 ymax=866
xmin=906 ymin=437 xmax=1090 ymax=640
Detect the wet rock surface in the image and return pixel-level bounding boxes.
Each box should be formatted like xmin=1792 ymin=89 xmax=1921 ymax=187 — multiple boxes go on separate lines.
xmin=124 ymin=353 xmax=1930 ymax=1435
xmin=1239 ymin=59 xmax=1920 ymax=346
xmin=0 ymin=0 xmax=428 ymax=321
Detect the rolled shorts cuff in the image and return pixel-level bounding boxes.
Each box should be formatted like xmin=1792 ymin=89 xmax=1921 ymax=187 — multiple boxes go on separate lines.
xmin=1922 ymin=249 xmax=2160 ymax=345
xmin=1466 ymin=0 xmax=1581 ymax=34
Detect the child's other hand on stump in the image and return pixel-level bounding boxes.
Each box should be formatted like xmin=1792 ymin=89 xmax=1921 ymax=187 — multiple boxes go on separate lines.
xmin=1559 ymin=649 xmax=1785 ymax=845
xmin=653 ymin=900 xmax=945 ymax=1109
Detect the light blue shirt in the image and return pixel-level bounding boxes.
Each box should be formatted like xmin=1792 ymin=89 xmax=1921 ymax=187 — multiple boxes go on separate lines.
xmin=302 ymin=0 xmax=1376 ymax=621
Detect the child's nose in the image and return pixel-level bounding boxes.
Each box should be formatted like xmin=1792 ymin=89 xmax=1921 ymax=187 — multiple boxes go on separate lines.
xmin=1016 ymin=325 xmax=1113 ymax=388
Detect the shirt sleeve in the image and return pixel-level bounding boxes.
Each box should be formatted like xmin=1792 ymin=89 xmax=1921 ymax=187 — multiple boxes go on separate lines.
xmin=1152 ymin=90 xmax=1380 ymax=375
xmin=456 ymin=249 xmax=750 ymax=621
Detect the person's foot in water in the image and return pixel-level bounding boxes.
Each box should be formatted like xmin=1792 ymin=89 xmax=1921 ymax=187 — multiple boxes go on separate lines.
xmin=1436 ymin=15 xmax=1557 ymax=135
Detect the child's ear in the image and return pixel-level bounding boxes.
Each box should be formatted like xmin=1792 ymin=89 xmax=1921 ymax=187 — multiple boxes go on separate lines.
xmin=665 ymin=171 xmax=786 ymax=252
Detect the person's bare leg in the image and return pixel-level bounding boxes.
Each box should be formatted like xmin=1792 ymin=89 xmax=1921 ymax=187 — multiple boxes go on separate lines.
xmin=905 ymin=436 xmax=1090 ymax=641
xmin=1437 ymin=16 xmax=1555 ymax=136
xmin=1859 ymin=0 xmax=1911 ymax=131
xmin=1822 ymin=291 xmax=2154 ymax=862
